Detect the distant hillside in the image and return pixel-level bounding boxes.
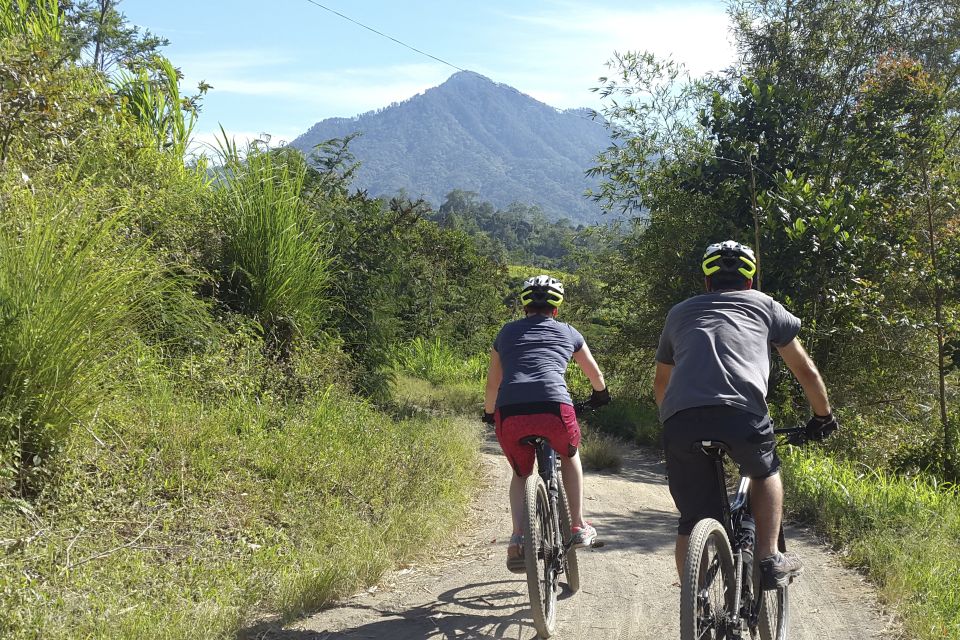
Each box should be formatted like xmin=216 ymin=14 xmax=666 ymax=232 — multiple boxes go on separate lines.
xmin=289 ymin=71 xmax=611 ymax=224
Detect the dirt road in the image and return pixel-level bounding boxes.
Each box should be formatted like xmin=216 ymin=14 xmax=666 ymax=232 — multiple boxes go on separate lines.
xmin=250 ymin=434 xmax=898 ymax=639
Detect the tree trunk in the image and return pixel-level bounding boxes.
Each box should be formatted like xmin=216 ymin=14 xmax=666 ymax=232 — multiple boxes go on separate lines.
xmin=924 ymin=173 xmax=954 ymax=477
xmin=92 ymin=0 xmax=111 ymax=72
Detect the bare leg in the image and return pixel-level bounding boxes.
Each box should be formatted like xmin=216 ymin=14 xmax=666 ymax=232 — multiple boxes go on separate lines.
xmin=509 ymin=473 xmax=526 ymax=535
xmin=750 ymin=472 xmax=783 ymax=559
xmin=675 ymin=534 xmax=688 ymax=578
xmin=559 ymin=451 xmax=587 ymax=527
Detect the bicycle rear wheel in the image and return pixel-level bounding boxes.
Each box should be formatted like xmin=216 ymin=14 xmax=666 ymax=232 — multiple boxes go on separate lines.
xmin=743 ymin=557 xmax=782 ymax=640
xmin=681 ymin=518 xmax=737 ymax=640
xmin=757 ymin=585 xmax=789 ymax=640
xmin=557 ymin=473 xmax=580 ymax=593
xmin=523 ymin=473 xmax=558 ymax=637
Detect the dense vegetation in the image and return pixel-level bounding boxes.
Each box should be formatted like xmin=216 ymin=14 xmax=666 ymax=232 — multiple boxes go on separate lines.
xmin=0 ymin=2 xmax=507 ymax=637
xmin=428 ymin=189 xmax=609 ymax=269
xmin=586 ymin=0 xmax=959 ymax=476
xmin=577 ymin=1 xmax=960 ymax=637
xmin=289 ymin=70 xmax=611 ymax=225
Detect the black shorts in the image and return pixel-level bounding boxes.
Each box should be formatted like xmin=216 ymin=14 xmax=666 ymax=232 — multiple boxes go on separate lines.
xmin=662 ymin=405 xmax=780 ymax=536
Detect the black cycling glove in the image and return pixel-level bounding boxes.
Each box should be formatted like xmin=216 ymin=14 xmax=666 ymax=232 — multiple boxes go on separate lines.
xmin=481 ymin=411 xmax=495 ymax=425
xmin=587 ymin=387 xmax=611 ymax=409
xmin=805 ymin=412 xmax=838 ymax=441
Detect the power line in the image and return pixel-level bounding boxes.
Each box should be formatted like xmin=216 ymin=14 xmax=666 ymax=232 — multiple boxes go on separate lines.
xmin=300 ymin=0 xmax=608 ymax=131
xmin=301 ymin=0 xmax=465 ymax=72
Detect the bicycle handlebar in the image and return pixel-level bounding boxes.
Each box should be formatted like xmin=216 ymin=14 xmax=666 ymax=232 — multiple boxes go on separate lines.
xmin=774 ymin=426 xmax=808 ymax=446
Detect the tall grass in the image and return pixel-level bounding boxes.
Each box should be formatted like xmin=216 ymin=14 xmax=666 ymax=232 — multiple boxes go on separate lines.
xmin=217 ymin=143 xmax=332 ymax=350
xmin=392 ymin=337 xmax=486 ymax=385
xmin=0 ymin=184 xmax=166 ymax=495
xmin=783 ymin=449 xmax=960 ymax=639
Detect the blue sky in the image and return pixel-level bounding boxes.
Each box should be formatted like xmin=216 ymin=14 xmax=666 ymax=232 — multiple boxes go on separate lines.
xmin=123 ymin=0 xmax=736 ymax=149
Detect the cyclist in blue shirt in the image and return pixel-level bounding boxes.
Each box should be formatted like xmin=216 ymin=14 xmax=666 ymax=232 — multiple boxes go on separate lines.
xmin=483 ymin=275 xmax=610 ymax=573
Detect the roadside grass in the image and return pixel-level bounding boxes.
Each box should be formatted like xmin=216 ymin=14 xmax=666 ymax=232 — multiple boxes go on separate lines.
xmin=580 ymin=397 xmax=662 ymax=447
xmin=782 ymin=448 xmax=960 ymax=640
xmin=0 ymin=366 xmax=480 ymax=639
xmin=392 ymin=337 xmax=487 ymax=387
xmin=390 ymin=338 xmax=485 ymax=417
xmin=392 ymin=374 xmax=483 ymax=417
xmin=579 ymin=426 xmax=624 ymax=472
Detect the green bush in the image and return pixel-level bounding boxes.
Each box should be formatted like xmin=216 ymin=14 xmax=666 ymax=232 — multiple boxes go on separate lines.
xmin=216 ymin=145 xmax=332 ymax=352
xmin=581 ymin=397 xmax=661 ymax=447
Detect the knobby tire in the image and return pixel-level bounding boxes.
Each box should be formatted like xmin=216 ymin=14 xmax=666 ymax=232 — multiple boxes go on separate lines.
xmin=743 ymin=557 xmax=783 ymax=640
xmin=681 ymin=518 xmax=736 ymax=640
xmin=557 ymin=473 xmax=580 ymax=593
xmin=523 ymin=473 xmax=557 ymax=638
xmin=758 ymin=584 xmax=789 ymax=640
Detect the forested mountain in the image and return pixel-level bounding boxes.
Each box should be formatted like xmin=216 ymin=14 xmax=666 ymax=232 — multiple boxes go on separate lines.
xmin=289 ymin=71 xmax=611 ymax=224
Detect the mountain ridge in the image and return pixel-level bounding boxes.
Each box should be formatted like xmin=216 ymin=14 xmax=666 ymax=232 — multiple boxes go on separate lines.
xmin=289 ymin=71 xmax=611 ymax=224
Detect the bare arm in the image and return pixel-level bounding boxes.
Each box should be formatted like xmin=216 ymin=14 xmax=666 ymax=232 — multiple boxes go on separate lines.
xmin=573 ymin=343 xmax=606 ymax=391
xmin=653 ymin=361 xmax=673 ymax=407
xmin=776 ymin=338 xmax=831 ymax=415
xmin=484 ymin=349 xmax=502 ymax=414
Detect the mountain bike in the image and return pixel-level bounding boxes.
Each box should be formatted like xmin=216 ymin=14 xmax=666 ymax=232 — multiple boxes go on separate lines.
xmin=520 ymin=401 xmax=603 ymax=638
xmin=680 ymin=426 xmax=806 ymax=640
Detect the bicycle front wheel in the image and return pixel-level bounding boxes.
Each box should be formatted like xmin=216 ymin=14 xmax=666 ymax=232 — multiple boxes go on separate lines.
xmin=557 ymin=473 xmax=580 ymax=593
xmin=523 ymin=473 xmax=558 ymax=637
xmin=681 ymin=518 xmax=737 ymax=640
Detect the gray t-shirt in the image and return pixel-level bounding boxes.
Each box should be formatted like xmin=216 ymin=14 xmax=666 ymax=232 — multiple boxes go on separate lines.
xmin=655 ymin=289 xmax=801 ymax=422
xmin=493 ymin=315 xmax=585 ymax=408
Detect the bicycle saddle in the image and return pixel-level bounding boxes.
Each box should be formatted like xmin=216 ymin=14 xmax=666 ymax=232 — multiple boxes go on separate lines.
xmin=695 ymin=439 xmax=732 ymax=455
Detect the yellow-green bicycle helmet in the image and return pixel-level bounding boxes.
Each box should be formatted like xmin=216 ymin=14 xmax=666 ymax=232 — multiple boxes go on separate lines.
xmin=701 ymin=240 xmax=757 ymax=279
xmin=519 ymin=275 xmax=565 ymax=308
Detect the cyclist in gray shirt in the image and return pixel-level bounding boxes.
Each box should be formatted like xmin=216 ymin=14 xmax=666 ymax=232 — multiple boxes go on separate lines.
xmin=654 ymin=240 xmax=838 ymax=589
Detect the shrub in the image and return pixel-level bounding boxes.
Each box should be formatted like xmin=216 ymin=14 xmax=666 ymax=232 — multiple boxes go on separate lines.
xmin=216 ymin=145 xmax=332 ymax=354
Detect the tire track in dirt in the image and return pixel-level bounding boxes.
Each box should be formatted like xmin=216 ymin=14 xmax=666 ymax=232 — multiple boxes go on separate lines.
xmin=246 ymin=426 xmax=899 ymax=639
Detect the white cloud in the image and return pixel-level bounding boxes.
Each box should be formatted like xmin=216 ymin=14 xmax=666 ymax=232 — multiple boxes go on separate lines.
xmin=181 ymin=56 xmax=450 ymax=117
xmin=175 ymin=3 xmax=737 ymax=137
xmin=175 ymin=49 xmax=298 ymax=76
xmin=491 ymin=2 xmax=736 ymax=108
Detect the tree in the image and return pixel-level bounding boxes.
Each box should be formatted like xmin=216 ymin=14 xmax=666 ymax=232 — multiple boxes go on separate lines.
xmin=60 ymin=0 xmax=168 ymax=72
xmin=590 ymin=0 xmax=960 ymax=475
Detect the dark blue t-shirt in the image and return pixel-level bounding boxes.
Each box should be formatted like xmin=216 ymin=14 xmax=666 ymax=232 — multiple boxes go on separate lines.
xmin=493 ymin=315 xmax=585 ymax=408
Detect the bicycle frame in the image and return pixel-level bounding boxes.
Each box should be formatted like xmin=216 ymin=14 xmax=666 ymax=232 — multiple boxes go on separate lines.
xmin=702 ymin=443 xmax=784 ymax=638
xmin=534 ymin=440 xmax=567 ymax=565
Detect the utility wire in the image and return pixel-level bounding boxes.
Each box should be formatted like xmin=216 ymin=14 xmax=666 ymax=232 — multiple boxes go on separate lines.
xmin=301 ymin=0 xmax=465 ymax=72
xmin=300 ymin=0 xmax=607 ymax=131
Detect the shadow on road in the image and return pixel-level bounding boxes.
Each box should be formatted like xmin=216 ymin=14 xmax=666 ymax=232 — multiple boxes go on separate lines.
xmin=241 ymin=580 xmax=544 ymax=640
xmin=586 ymin=506 xmax=677 ymax=554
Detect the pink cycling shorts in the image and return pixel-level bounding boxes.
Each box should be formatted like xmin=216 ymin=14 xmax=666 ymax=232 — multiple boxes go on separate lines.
xmin=494 ymin=404 xmax=581 ymax=477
